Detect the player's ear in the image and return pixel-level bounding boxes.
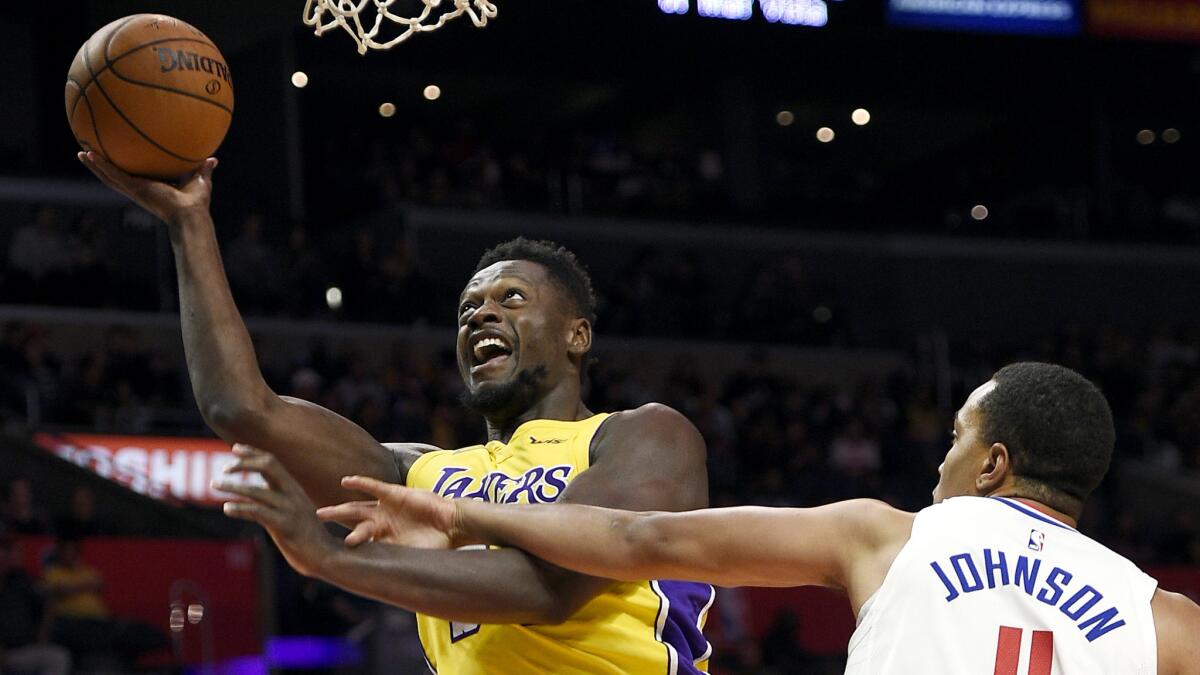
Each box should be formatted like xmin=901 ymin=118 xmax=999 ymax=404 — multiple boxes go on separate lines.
xmin=567 ymin=317 xmax=591 ymax=357
xmin=977 ymin=442 xmax=1011 ymax=494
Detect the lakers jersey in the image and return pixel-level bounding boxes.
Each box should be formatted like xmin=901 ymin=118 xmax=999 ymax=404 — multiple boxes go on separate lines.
xmin=406 ymin=413 xmax=714 ymax=675
xmin=847 ymin=496 xmax=1158 ymax=674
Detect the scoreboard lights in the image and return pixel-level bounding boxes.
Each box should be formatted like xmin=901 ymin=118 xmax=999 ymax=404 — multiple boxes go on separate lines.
xmin=658 ymin=0 xmax=834 ymax=27
xmin=659 ymin=0 xmax=1200 ymax=40
xmin=887 ymin=0 xmax=1082 ymax=35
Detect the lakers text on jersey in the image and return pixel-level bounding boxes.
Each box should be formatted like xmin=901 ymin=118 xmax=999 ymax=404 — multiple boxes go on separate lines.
xmin=405 ymin=413 xmax=715 ymax=675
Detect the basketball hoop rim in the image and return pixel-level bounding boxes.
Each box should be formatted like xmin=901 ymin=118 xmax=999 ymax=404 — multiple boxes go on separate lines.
xmin=302 ymin=0 xmax=498 ymax=54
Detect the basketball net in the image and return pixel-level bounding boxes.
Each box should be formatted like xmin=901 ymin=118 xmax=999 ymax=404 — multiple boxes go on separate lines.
xmin=302 ymin=0 xmax=497 ymax=54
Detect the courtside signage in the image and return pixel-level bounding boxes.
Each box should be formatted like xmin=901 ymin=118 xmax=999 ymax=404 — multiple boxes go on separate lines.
xmin=33 ymin=432 xmax=262 ymax=506
xmin=887 ymin=0 xmax=1082 ymax=35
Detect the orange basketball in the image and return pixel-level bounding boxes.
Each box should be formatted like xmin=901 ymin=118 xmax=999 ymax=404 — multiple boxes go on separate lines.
xmin=65 ymin=14 xmax=234 ymax=179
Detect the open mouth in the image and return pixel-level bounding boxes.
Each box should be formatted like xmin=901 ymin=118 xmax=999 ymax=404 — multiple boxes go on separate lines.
xmin=470 ymin=333 xmax=514 ymax=370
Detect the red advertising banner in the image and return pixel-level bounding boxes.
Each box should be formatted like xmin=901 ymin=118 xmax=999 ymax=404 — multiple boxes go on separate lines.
xmin=33 ymin=433 xmax=262 ymax=506
xmin=18 ymin=535 xmax=261 ymax=663
xmin=1088 ymin=0 xmax=1200 ymax=42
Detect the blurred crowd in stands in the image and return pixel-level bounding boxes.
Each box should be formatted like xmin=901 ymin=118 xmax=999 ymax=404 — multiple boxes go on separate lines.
xmin=317 ymin=123 xmax=733 ymax=224
xmin=3 ymin=315 xmax=1200 ymax=673
xmin=312 ymin=120 xmax=1200 ymax=244
xmin=4 ymin=319 xmax=1200 ymax=558
xmin=1 ymin=481 xmax=168 ymax=674
xmin=0 ymin=206 xmax=850 ymax=347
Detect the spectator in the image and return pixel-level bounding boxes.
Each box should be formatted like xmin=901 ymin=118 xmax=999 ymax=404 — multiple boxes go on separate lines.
xmin=333 ymin=353 xmax=388 ymax=416
xmin=7 ymin=208 xmax=73 ymax=301
xmin=55 ymin=485 xmax=108 ymax=538
xmin=63 ymin=213 xmax=111 ymax=308
xmin=223 ymin=213 xmax=279 ymax=313
xmin=0 ymin=323 xmax=26 ymax=419
xmin=0 ymin=536 xmax=71 ymax=675
xmin=3 ymin=478 xmax=51 ymax=535
xmin=43 ymin=534 xmax=168 ymax=668
xmin=16 ymin=325 xmax=64 ymax=424
xmin=280 ymin=225 xmax=329 ymax=317
xmin=736 ymin=257 xmax=817 ymax=343
xmin=100 ymin=326 xmax=153 ymax=398
xmin=376 ymin=236 xmax=436 ymax=323
xmin=1158 ymin=510 xmax=1200 ymax=565
xmin=42 ymin=535 xmax=106 ymax=624
xmin=828 ymin=418 xmax=882 ymax=477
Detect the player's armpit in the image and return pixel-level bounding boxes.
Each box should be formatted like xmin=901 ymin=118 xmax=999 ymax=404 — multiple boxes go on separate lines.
xmin=382 ymin=442 xmax=440 ymax=485
xmin=1152 ymin=588 xmax=1200 ymax=675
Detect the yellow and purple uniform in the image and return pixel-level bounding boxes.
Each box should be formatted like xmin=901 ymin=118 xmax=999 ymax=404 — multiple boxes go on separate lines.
xmin=406 ymin=413 xmax=714 ymax=675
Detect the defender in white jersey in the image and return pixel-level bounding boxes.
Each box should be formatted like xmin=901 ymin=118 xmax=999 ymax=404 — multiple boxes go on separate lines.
xmin=320 ymin=362 xmax=1200 ymax=674
xmin=847 ymin=495 xmax=1158 ymax=674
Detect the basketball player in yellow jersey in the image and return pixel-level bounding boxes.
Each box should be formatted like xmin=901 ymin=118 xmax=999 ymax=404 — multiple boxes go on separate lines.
xmin=78 ymin=150 xmax=712 ymax=674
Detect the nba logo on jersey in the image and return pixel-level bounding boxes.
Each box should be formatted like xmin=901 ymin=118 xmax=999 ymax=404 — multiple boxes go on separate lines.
xmin=1027 ymin=529 xmax=1045 ymax=552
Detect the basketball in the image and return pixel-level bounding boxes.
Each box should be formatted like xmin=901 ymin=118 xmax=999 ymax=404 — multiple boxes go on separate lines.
xmin=65 ymin=14 xmax=234 ymax=179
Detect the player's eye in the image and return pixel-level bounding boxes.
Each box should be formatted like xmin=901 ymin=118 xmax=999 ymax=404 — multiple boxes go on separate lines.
xmin=503 ymin=289 xmax=526 ymax=302
xmin=459 ymin=302 xmax=476 ymax=316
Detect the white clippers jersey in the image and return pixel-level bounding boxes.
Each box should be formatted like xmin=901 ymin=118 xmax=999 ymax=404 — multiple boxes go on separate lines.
xmin=847 ymin=496 xmax=1158 ymax=675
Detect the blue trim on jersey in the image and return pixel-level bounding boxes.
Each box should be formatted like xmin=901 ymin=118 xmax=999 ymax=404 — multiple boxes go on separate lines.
xmin=992 ymin=497 xmax=1075 ymax=531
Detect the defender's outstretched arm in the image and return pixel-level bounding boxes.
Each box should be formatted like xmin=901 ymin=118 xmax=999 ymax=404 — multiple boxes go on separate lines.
xmin=322 ymin=477 xmax=912 ymax=609
xmin=453 ymin=498 xmax=911 ymax=595
xmin=1153 ymin=588 xmax=1200 ymax=675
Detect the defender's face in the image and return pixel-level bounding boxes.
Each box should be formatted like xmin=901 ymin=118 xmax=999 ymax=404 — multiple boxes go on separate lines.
xmin=456 ymin=260 xmax=570 ymax=394
xmin=932 ymin=380 xmax=997 ymax=504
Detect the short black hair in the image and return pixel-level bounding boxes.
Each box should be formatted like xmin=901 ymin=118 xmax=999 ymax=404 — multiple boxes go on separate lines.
xmin=475 ymin=238 xmax=597 ymax=325
xmin=977 ymin=362 xmax=1114 ymax=512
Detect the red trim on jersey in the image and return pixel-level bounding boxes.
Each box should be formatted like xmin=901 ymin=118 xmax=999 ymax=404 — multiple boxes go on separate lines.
xmin=1009 ymin=498 xmax=1077 ymax=528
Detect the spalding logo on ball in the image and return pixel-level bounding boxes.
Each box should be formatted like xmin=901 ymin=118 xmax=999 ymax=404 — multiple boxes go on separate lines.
xmin=66 ymin=14 xmax=234 ymax=179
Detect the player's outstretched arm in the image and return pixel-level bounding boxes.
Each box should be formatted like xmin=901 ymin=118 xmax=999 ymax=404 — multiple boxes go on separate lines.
xmin=228 ymin=404 xmax=709 ymax=624
xmin=220 ymin=444 xmax=591 ymax=624
xmin=78 ymin=152 xmax=415 ymax=506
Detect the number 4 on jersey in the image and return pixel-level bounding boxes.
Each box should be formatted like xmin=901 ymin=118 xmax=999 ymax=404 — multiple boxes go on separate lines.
xmin=994 ymin=625 xmax=1052 ymax=675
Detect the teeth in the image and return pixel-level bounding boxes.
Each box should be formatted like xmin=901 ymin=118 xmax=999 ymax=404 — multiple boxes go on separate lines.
xmin=473 ymin=337 xmax=509 ymax=359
